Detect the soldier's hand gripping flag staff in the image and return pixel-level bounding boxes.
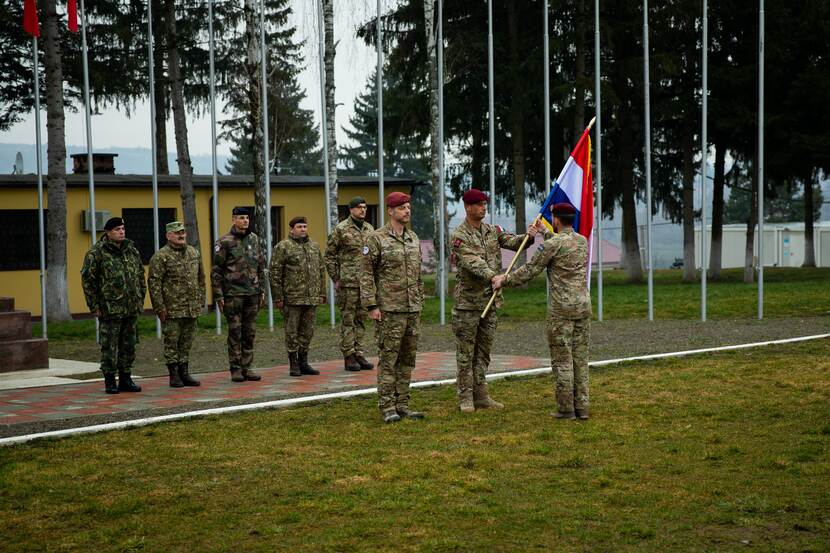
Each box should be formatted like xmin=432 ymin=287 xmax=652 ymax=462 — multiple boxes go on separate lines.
xmin=481 ymin=116 xmax=596 ymax=319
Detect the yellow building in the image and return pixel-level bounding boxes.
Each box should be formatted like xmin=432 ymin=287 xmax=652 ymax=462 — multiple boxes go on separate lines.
xmin=0 ymin=170 xmax=420 ymax=317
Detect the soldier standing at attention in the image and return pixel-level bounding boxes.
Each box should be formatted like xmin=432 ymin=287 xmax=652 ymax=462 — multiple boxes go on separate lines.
xmin=212 ymin=207 xmax=267 ymax=383
xmin=148 ymin=221 xmax=205 ymax=388
xmin=492 ymin=203 xmax=592 ymax=420
xmin=81 ymin=217 xmax=146 ymax=394
xmin=325 ymin=196 xmax=375 ymax=372
xmin=270 ymin=216 xmax=326 ymax=377
xmin=361 ymin=192 xmax=425 ymax=424
xmin=450 ymin=189 xmax=539 ymax=413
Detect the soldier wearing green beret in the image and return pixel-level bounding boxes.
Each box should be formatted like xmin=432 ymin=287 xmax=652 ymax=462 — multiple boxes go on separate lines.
xmin=148 ymin=221 xmax=206 ymax=388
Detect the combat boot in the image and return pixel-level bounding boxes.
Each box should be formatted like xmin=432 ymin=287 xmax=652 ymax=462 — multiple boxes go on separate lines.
xmin=117 ymin=372 xmax=142 ymax=392
xmin=396 ymin=406 xmax=425 ymax=420
xmin=459 ymin=391 xmax=475 ymax=413
xmin=575 ymin=408 xmax=590 ymax=420
xmin=288 ymin=352 xmax=301 ymax=377
xmin=473 ymin=382 xmax=504 ymax=410
xmin=383 ymin=410 xmax=402 ymax=424
xmin=355 ymin=354 xmax=374 ymax=370
xmin=553 ymin=411 xmax=576 ymax=420
xmin=344 ymin=354 xmax=361 ymax=372
xmin=242 ymin=368 xmax=262 ymax=381
xmin=178 ymin=363 xmax=201 ymax=386
xmin=298 ymin=351 xmax=319 ymax=375
xmin=167 ymin=363 xmax=184 ymax=388
xmin=230 ymin=368 xmax=245 ymax=382
xmin=104 ymin=373 xmax=119 ymax=394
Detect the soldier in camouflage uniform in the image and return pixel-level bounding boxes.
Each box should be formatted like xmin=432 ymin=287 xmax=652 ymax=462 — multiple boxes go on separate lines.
xmin=211 ymin=207 xmax=267 ymax=383
xmin=493 ymin=203 xmax=592 ymax=420
xmin=325 ymin=196 xmax=375 ymax=372
xmin=148 ymin=221 xmax=205 ymax=388
xmin=361 ymin=191 xmax=425 ymax=424
xmin=270 ymin=216 xmax=326 ymax=377
xmin=80 ymin=217 xmax=146 ymax=394
xmin=450 ymin=189 xmax=539 ymax=413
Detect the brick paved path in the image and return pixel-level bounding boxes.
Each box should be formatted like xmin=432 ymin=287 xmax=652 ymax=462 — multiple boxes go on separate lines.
xmin=0 ymin=352 xmax=547 ymax=427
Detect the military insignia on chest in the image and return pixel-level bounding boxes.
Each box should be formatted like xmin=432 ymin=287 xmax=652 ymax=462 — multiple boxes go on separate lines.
xmin=362 ymin=246 xmax=369 ymax=255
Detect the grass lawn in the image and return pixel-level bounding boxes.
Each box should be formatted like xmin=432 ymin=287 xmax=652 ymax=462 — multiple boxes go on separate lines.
xmin=2 ymin=339 xmax=828 ymax=552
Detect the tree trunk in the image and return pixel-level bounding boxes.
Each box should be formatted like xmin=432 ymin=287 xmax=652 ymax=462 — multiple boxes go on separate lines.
xmin=324 ymin=0 xmax=338 ymax=228
xmin=245 ymin=0 xmax=267 ymax=252
xmin=743 ymin=163 xmax=757 ymax=284
xmin=152 ymin=0 xmax=169 ymax=175
xmin=424 ymin=0 xmax=443 ymax=288
xmin=707 ymin=142 xmax=725 ymax=279
xmin=42 ymin=0 xmax=72 ymax=321
xmin=681 ymin=127 xmax=696 ymax=283
xmin=507 ymin=0 xmax=527 ymax=265
xmin=618 ymin=112 xmax=642 ymax=281
xmin=165 ymin=0 xmax=200 ymax=248
xmin=572 ymin=0 xmax=585 ymax=139
xmin=803 ymin=172 xmax=816 ymax=267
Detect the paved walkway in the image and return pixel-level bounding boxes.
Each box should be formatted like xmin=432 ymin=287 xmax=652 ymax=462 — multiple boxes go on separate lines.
xmin=0 ymin=353 xmax=547 ymax=427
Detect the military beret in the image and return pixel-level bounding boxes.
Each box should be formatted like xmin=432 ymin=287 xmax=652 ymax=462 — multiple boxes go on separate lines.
xmin=288 ymin=216 xmax=308 ymax=228
xmin=462 ymin=189 xmax=489 ymax=204
xmin=166 ymin=221 xmax=185 ymax=232
xmin=551 ymin=202 xmax=576 ymax=216
xmin=385 ymin=191 xmax=411 ymax=207
xmin=232 ymin=206 xmax=249 ymax=216
xmin=349 ymin=196 xmax=367 ymax=208
xmin=103 ymin=217 xmax=124 ymax=231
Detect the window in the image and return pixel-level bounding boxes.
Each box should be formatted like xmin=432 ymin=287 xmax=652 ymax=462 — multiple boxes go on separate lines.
xmin=338 ymin=204 xmax=378 ymax=228
xmin=0 ymin=210 xmax=47 ymax=271
xmin=121 ymin=208 xmax=177 ymax=264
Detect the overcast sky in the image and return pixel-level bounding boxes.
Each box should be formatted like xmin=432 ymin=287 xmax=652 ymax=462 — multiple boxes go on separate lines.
xmin=1 ymin=0 xmax=379 ymax=157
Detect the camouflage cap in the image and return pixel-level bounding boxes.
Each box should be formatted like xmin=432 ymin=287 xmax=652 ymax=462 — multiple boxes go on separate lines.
xmin=166 ymin=221 xmax=185 ymax=232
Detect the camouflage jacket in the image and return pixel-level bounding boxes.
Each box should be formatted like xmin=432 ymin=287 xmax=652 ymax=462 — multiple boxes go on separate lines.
xmin=451 ymin=220 xmax=530 ymax=310
xmin=269 ymin=236 xmax=326 ymax=306
xmin=148 ymin=243 xmax=206 ymax=318
xmin=324 ymin=216 xmax=375 ymax=288
xmin=361 ymin=224 xmax=423 ymax=313
xmin=80 ymin=236 xmax=146 ymax=319
xmin=211 ymin=227 xmax=267 ymax=299
xmin=503 ymin=227 xmax=591 ymax=320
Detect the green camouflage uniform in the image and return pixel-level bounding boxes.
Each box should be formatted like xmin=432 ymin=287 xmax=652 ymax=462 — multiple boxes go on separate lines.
xmin=80 ymin=236 xmax=146 ymax=376
xmin=503 ymin=227 xmax=591 ymax=414
xmin=361 ymin=224 xmax=424 ymax=414
xmin=270 ymin=235 xmax=326 ymax=354
xmin=325 ymin=216 xmax=375 ymax=357
xmin=148 ymin=242 xmax=206 ymax=365
xmin=450 ymin=220 xmax=530 ymax=400
xmin=211 ymin=227 xmax=266 ymax=371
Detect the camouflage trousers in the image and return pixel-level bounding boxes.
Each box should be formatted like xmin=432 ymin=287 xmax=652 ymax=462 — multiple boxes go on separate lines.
xmin=284 ymin=304 xmax=317 ymax=353
xmin=375 ymin=311 xmax=420 ymax=413
xmin=224 ymin=295 xmax=259 ymax=370
xmin=547 ymin=316 xmax=590 ymax=413
xmin=99 ymin=316 xmax=138 ymax=375
xmin=452 ymin=308 xmax=497 ymax=399
xmin=336 ymin=287 xmax=368 ymax=357
xmin=161 ymin=317 xmax=198 ymax=365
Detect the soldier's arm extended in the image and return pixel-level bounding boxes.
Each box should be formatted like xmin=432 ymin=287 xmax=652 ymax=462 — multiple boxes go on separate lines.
xmin=80 ymin=250 xmax=101 ymax=313
xmin=360 ymin=234 xmax=380 ymax=309
xmin=147 ymin=253 xmax=166 ymax=315
xmin=497 ymin=228 xmax=532 ymax=251
xmin=269 ymin=243 xmax=285 ymax=305
xmin=453 ymin=234 xmax=498 ymax=282
xmin=211 ymin=241 xmax=226 ymax=302
xmin=504 ymin=238 xmax=560 ymax=288
xmin=324 ymin=227 xmax=340 ymax=283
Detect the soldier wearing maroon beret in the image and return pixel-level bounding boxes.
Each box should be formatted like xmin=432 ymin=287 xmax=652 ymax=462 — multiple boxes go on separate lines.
xmin=449 ymin=188 xmax=540 ymax=413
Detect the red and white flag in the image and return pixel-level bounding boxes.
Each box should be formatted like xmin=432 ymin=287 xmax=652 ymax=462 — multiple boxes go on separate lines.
xmin=23 ymin=0 xmax=39 ymax=37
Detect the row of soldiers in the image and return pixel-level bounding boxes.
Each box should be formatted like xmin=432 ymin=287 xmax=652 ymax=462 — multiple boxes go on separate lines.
xmin=81 ymin=191 xmax=591 ymax=422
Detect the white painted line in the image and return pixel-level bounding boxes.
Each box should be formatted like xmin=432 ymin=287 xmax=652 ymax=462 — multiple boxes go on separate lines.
xmin=1 ymin=332 xmax=828 ymax=447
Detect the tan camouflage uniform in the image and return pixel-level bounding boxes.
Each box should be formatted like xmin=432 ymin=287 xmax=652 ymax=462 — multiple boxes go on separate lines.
xmin=269 ymin=235 xmax=326 ymax=354
xmin=361 ymin=224 xmax=424 ymax=415
xmin=450 ymin=221 xmax=530 ymax=406
xmin=325 ymin=216 xmax=375 ymax=357
xmin=502 ymin=227 xmax=591 ymax=415
xmin=148 ymin=242 xmax=206 ymax=365
xmin=211 ymin=227 xmax=267 ymax=371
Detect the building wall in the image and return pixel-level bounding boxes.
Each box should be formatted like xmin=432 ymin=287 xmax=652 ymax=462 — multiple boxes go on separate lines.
xmin=694 ymin=223 xmax=830 ymax=269
xmin=0 ymin=184 xmax=402 ymax=317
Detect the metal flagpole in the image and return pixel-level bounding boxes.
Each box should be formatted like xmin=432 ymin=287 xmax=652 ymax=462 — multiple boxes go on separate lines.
xmin=487 ymin=0 xmax=495 ymax=222
xmin=33 ymin=38 xmax=47 ymax=339
xmin=80 ymin=0 xmax=99 ymax=341
xmin=438 ymin=0 xmax=446 ymax=326
xmin=377 ymin=0 xmax=385 ymax=227
xmin=260 ymin=0 xmax=274 ymax=331
xmin=594 ymin=0 xmax=603 ymax=322
xmin=757 ymin=0 xmax=764 ymax=320
xmin=209 ymin=0 xmax=221 ymax=335
xmin=643 ymin=0 xmax=654 ymax=321
xmin=148 ymin=0 xmax=161 ymax=339
xmin=543 ymin=0 xmax=551 ymax=306
xmin=318 ymin=0 xmax=336 ymax=328
xmin=700 ymin=0 xmax=708 ymax=322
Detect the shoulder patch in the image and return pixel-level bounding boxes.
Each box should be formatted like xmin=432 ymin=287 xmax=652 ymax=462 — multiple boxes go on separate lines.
xmin=453 ymin=238 xmax=462 ymax=248
xmin=214 ymin=244 xmax=221 ymax=252
xmin=496 ymin=225 xmax=504 ymax=233
xmin=362 ymin=245 xmax=369 ymax=255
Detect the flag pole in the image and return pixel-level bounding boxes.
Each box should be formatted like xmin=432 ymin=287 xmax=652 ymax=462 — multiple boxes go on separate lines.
xmin=209 ymin=0 xmax=221 ymax=335
xmin=487 ymin=0 xmax=496 ymax=223
xmin=33 ymin=37 xmax=47 ymax=339
xmin=594 ymin=0 xmax=603 ymax=322
xmin=260 ymin=0 xmax=274 ymax=332
xmin=643 ymin=0 xmax=654 ymax=322
xmin=700 ymin=0 xmax=708 ymax=322
xmin=757 ymin=0 xmax=764 ymax=320
xmin=148 ymin=0 xmax=161 ymax=339
xmin=438 ymin=0 xmax=446 ymax=326
xmin=377 ymin=0 xmax=385 ymax=227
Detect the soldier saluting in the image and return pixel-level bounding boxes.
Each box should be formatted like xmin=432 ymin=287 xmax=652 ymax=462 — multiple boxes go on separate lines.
xmin=148 ymin=221 xmax=205 ymax=388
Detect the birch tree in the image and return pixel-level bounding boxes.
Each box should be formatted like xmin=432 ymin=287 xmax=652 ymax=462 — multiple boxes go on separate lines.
xmin=423 ymin=0 xmax=443 ymax=283
xmin=244 ymin=0 xmax=268 ymax=253
xmin=323 ymin=0 xmax=338 ymax=228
